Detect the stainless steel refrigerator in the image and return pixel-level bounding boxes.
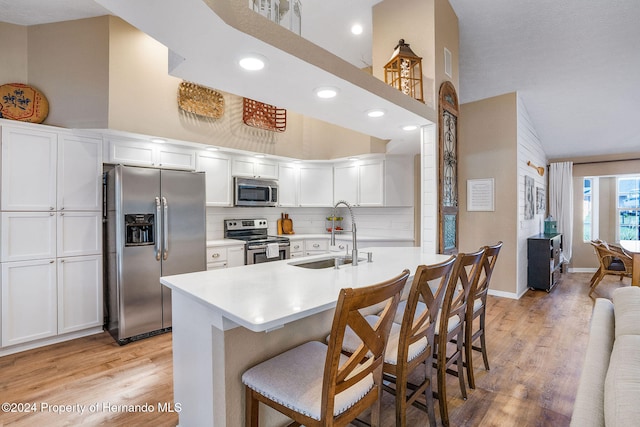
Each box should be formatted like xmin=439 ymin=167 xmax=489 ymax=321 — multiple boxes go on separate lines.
xmin=104 ymin=165 xmax=206 ymax=344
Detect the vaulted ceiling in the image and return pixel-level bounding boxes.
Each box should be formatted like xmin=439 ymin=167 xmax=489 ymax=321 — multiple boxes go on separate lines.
xmin=2 ymin=0 xmax=639 ymax=160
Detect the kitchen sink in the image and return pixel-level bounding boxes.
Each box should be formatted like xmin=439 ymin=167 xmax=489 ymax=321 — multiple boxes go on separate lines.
xmin=289 ymin=255 xmax=367 ymax=269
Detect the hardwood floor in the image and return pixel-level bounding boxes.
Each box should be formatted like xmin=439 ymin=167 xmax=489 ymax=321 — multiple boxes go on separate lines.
xmin=0 ymin=273 xmax=624 ymax=426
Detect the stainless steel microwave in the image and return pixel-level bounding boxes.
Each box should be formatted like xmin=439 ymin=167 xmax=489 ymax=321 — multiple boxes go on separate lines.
xmin=234 ymin=177 xmax=278 ymax=207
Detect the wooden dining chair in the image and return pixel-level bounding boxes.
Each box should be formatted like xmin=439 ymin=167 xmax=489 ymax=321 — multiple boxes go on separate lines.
xmin=434 ymin=248 xmax=486 ymax=427
xmin=464 ymin=241 xmax=503 ymax=389
xmin=242 ymin=269 xmax=409 ymax=427
xmin=339 ymin=257 xmax=456 ymax=426
xmin=589 ymin=240 xmax=632 ymax=296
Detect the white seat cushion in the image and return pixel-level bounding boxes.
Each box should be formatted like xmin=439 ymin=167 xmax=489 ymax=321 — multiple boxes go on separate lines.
xmin=242 ymin=341 xmax=374 ymax=421
xmin=393 ymin=300 xmax=427 ymax=324
xmin=340 ymin=315 xmax=428 ymax=365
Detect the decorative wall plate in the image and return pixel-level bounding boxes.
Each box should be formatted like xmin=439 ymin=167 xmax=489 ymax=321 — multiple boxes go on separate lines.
xmin=0 ymin=83 xmax=49 ymax=123
xmin=242 ymin=98 xmax=286 ymax=132
xmin=178 ymin=81 xmax=224 ymax=119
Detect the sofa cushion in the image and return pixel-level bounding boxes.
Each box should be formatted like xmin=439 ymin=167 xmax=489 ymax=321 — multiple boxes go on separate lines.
xmin=604 ymin=334 xmax=640 ymax=426
xmin=612 ymin=286 xmax=640 ymax=338
xmin=570 ymin=298 xmax=615 ymax=427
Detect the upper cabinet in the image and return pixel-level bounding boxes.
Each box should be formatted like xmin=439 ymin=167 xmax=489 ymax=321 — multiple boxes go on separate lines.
xmin=105 ymin=136 xmax=196 ymax=170
xmin=58 ymin=133 xmax=103 ymax=211
xmin=334 ymin=159 xmax=384 ymax=207
xmin=298 ymin=163 xmax=334 ymax=207
xmin=1 ymin=124 xmax=103 ymax=212
xmin=196 ymin=151 xmax=233 ymax=207
xmin=232 ymin=156 xmax=278 ymax=179
xmin=333 ymin=156 xmax=413 ymax=207
xmin=278 ymin=163 xmax=299 ymax=207
xmin=1 ymin=126 xmax=57 ymax=212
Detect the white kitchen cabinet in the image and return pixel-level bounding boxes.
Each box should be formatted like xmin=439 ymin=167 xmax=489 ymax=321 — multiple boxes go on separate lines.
xmin=1 ymin=126 xmax=57 ymax=211
xmin=333 ymin=163 xmax=358 ymax=205
xmin=57 ymin=255 xmax=103 ymax=334
xmin=304 ymin=238 xmax=329 ymax=256
xmin=2 ymin=259 xmax=57 ymax=347
xmin=156 ymin=144 xmax=196 ymax=170
xmin=206 ymin=244 xmax=245 ymax=270
xmin=278 ymin=163 xmax=299 ymax=207
xmin=105 ymin=136 xmax=195 ymax=170
xmin=299 ymin=164 xmax=334 ymax=207
xmin=227 ymin=245 xmax=245 ymax=267
xmin=57 ymin=211 xmax=102 ymax=257
xmin=232 ymin=156 xmax=278 ymax=179
xmin=334 ymin=159 xmax=384 ymax=207
xmin=196 ymin=151 xmax=233 ymax=206
xmin=57 ymin=133 xmax=103 ymax=211
xmin=384 ymin=155 xmax=414 ymax=207
xmin=1 ymin=212 xmax=56 ymax=262
xmin=289 ymin=240 xmax=304 ymax=258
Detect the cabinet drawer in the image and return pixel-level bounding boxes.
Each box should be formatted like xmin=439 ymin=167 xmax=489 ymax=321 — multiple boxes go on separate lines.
xmin=304 ymin=239 xmax=328 ymax=252
xmin=207 ymin=247 xmax=228 ymax=263
xmin=290 ymin=241 xmax=303 ymax=253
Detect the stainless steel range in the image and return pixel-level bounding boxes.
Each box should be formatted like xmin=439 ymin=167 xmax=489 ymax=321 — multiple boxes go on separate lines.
xmin=224 ymin=219 xmax=290 ymax=264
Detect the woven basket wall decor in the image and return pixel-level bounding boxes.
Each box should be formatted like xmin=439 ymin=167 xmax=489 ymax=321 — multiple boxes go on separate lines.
xmin=242 ymin=98 xmax=286 ymax=132
xmin=178 ymin=81 xmax=224 ymax=119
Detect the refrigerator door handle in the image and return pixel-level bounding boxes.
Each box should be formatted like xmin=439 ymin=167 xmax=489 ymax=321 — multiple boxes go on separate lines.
xmin=155 ymin=197 xmax=162 ymax=261
xmin=162 ymin=196 xmax=169 ymax=260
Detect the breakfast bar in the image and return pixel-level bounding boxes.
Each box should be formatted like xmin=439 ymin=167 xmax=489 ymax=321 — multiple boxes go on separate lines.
xmin=160 ymin=247 xmax=450 ymax=427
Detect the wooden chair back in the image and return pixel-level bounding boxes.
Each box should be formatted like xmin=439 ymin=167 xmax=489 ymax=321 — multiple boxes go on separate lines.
xmin=591 ymin=240 xmax=633 ymax=273
xmin=322 ymin=269 xmax=410 ymax=423
xmin=397 ymin=257 xmax=456 ymax=369
xmin=442 ymin=249 xmax=486 ymax=332
xmin=470 ymin=241 xmax=503 ymax=313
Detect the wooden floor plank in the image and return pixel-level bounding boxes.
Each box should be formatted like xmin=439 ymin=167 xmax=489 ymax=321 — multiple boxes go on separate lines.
xmin=0 ymin=272 xmax=625 ymax=426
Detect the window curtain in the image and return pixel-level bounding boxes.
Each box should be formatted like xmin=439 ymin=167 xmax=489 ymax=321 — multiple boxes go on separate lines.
xmin=549 ymin=162 xmax=573 ymax=263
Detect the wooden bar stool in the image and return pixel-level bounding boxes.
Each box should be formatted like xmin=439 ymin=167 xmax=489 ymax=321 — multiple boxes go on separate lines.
xmin=434 ymin=249 xmax=486 ymax=427
xmin=242 ymin=269 xmax=409 ymax=427
xmin=339 ymin=257 xmax=456 ymax=426
xmin=464 ymin=241 xmax=502 ymax=389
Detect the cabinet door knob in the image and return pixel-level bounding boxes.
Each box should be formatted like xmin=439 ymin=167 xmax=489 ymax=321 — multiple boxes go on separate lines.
xmin=313 ymin=243 xmax=320 ymax=248
xmin=212 ymin=253 xmax=220 ymax=258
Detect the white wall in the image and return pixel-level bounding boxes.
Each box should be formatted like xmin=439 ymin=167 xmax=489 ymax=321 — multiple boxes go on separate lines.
xmin=516 ymin=95 xmax=548 ymax=296
xmin=206 ymin=207 xmax=415 ymax=242
xmin=421 ymin=124 xmax=438 ymax=253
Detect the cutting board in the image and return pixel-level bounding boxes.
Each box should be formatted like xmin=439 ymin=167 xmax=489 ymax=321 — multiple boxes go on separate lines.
xmin=282 ymin=214 xmax=294 ymax=234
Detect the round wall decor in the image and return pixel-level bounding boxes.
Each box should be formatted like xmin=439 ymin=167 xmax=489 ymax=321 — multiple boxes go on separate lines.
xmin=0 ymin=83 xmax=49 ymax=123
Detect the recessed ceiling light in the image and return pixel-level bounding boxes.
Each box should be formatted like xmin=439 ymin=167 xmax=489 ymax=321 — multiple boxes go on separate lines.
xmin=239 ymin=54 xmax=266 ymax=71
xmin=151 ymin=138 xmax=166 ymax=144
xmin=206 ymin=146 xmax=219 ymax=151
xmin=402 ymin=125 xmax=418 ymax=131
xmin=315 ymin=86 xmax=339 ymax=99
xmin=367 ymin=109 xmax=386 ymax=118
xmin=351 ymin=24 xmax=363 ymax=35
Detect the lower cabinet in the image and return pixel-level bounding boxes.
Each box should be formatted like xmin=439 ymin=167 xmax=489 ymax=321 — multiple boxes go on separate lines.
xmin=1 ymin=259 xmax=57 ymax=347
xmin=304 ymin=239 xmax=329 ymax=256
xmin=206 ymin=244 xmax=245 ymax=270
xmin=1 ymin=255 xmax=102 ymax=347
xmin=58 ymin=255 xmax=103 ymax=334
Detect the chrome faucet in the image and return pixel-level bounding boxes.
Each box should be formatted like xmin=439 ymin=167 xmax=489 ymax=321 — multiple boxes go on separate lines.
xmin=331 ymin=200 xmax=359 ymax=265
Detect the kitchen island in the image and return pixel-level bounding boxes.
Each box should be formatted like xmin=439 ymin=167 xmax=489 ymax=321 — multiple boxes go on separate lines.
xmin=160 ymin=247 xmax=451 ymax=427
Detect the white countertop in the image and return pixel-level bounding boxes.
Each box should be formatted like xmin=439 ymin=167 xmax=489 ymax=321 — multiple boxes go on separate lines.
xmin=206 ymin=239 xmax=246 ymax=247
xmin=285 ymin=233 xmax=414 ymax=242
xmin=161 ymin=247 xmax=450 ymax=333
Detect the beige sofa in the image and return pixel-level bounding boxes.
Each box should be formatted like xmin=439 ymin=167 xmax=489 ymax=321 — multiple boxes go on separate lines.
xmin=571 ymin=286 xmax=640 ymax=426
